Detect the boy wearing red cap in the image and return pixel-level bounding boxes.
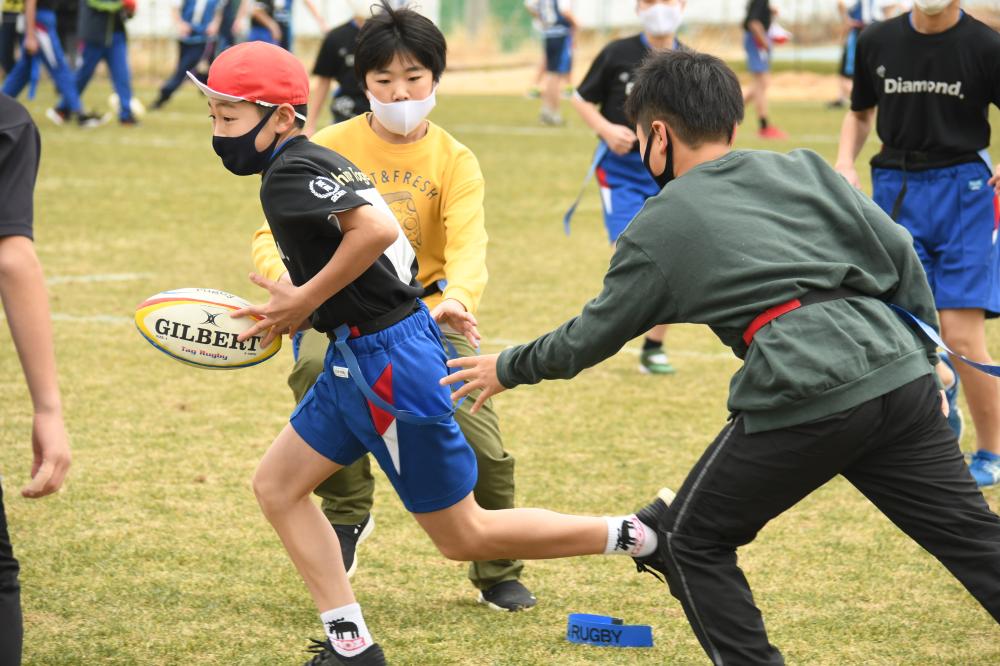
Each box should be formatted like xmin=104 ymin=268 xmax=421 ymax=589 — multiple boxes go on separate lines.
xmin=190 ymin=41 xmax=668 ymax=665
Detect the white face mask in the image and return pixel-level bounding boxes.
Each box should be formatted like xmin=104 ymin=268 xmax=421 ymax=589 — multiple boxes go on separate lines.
xmin=912 ymin=0 xmax=952 ymax=16
xmin=638 ymin=4 xmax=684 ymax=37
xmin=368 ymin=87 xmax=437 ymax=136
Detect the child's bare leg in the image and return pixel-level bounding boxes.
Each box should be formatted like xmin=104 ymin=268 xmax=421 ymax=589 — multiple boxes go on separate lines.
xmin=412 ymin=493 xmax=649 ymax=562
xmin=253 ymin=423 xmax=351 ymax=610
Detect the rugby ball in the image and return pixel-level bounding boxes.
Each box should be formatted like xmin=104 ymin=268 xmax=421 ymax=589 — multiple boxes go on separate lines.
xmin=134 ymin=288 xmax=281 ymax=369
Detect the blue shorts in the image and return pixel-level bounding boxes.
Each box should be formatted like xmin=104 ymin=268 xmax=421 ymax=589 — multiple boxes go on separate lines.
xmin=595 ymin=149 xmax=661 ymax=243
xmin=743 ymin=31 xmax=771 ymax=74
xmin=247 ymin=25 xmax=277 ymax=45
xmin=290 ymin=304 xmax=478 ymax=513
xmin=544 ymin=34 xmax=572 ymax=74
xmin=873 ymin=161 xmax=1000 ymax=315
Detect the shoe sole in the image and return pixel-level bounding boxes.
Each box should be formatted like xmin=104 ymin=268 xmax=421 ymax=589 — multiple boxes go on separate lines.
xmin=345 ymin=515 xmax=375 ymax=579
xmin=476 ymin=592 xmax=536 ymax=612
xmin=637 ymin=364 xmax=676 ymax=375
xmin=44 ymin=109 xmax=66 ymax=126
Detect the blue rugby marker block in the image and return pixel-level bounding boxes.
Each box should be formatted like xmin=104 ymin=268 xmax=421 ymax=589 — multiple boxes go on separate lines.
xmin=566 ymin=613 xmax=653 ymax=648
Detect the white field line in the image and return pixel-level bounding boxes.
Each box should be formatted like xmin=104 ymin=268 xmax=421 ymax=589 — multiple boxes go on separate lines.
xmin=451 ymin=124 xmax=593 ymax=137
xmin=452 ymin=126 xmax=852 ymax=146
xmin=47 ymin=273 xmax=151 ymax=285
xmin=52 ymin=131 xmax=189 ymax=149
xmin=48 ymin=313 xmax=133 ymax=324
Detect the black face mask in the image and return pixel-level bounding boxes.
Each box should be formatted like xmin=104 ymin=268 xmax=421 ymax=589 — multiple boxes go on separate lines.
xmin=212 ymin=107 xmax=278 ymax=176
xmin=642 ymin=124 xmax=674 ymax=190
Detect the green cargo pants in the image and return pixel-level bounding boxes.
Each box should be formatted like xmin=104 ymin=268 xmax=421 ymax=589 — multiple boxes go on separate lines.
xmin=288 ymin=328 xmax=524 ymax=590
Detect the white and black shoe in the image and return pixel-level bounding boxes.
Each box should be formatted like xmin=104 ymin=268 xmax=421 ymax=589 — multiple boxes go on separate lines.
xmin=632 ymin=488 xmax=676 ymax=584
xmin=304 ymin=639 xmax=386 ymax=665
xmin=45 ymin=106 xmax=70 ymax=126
xmin=477 ymin=580 xmax=537 ymax=612
xmin=333 ymin=514 xmax=374 ymax=578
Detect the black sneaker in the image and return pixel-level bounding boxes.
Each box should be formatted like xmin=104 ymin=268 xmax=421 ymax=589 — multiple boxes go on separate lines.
xmin=632 ymin=488 xmax=676 ymax=584
xmin=119 ymin=115 xmax=140 ymax=127
xmin=304 ymin=639 xmax=387 ymax=665
xmin=477 ymin=579 xmax=537 ymax=612
xmin=333 ymin=514 xmax=374 ymax=578
xmin=76 ymin=111 xmax=106 ymax=128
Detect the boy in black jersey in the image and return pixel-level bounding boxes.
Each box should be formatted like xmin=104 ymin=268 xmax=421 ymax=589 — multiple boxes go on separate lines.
xmin=190 ymin=41 xmax=670 ymax=665
xmin=571 ymin=0 xmax=685 ymax=375
xmin=302 ymin=0 xmax=369 ymax=137
xmin=836 ymin=0 xmax=1000 ymax=488
xmin=742 ymin=0 xmax=787 ymax=138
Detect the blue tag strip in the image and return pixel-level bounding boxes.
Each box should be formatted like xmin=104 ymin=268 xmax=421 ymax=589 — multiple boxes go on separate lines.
xmin=890 ymin=305 xmax=1000 ymax=377
xmin=566 ymin=613 xmax=653 ymax=648
xmin=28 ymin=56 xmax=40 ymax=100
xmin=563 ymin=142 xmax=610 ymax=236
xmin=331 ymin=323 xmax=465 ymax=425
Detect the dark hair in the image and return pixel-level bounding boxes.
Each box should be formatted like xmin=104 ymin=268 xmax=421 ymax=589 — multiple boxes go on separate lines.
xmin=354 ymin=1 xmax=447 ymax=87
xmin=624 ymin=49 xmax=744 ymax=147
xmin=255 ymin=102 xmax=308 ymax=129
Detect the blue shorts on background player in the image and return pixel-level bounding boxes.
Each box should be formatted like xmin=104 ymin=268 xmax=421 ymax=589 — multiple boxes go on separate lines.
xmin=525 ymin=0 xmax=576 ymax=126
xmin=743 ymin=0 xmax=787 ymax=138
xmin=1 ymin=2 xmax=102 ymax=127
xmin=152 ymin=0 xmax=222 ymax=110
xmin=56 ymin=0 xmax=137 ymax=125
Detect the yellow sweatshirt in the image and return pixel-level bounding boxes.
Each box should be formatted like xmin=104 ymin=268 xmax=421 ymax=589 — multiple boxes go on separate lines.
xmin=250 ymin=114 xmax=488 ymax=314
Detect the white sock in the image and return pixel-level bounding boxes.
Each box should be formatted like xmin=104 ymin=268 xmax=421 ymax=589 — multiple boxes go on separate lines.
xmin=320 ymin=603 xmax=373 ymax=658
xmin=604 ymin=515 xmax=658 ymax=558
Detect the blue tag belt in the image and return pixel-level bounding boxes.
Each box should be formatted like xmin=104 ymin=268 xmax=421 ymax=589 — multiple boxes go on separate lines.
xmin=562 ymin=142 xmax=609 ymax=235
xmin=331 ymin=323 xmax=465 ymax=426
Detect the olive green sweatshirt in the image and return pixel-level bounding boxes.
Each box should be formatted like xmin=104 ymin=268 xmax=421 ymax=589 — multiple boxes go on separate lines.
xmin=497 ymin=149 xmax=940 ymax=434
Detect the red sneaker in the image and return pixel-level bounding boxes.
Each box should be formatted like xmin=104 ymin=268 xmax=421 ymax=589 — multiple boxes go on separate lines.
xmin=758 ymin=125 xmax=788 ymax=140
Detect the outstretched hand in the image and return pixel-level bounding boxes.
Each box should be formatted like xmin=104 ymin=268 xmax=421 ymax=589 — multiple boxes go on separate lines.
xmin=835 ymin=163 xmax=861 ymax=189
xmin=231 ymin=272 xmax=312 ymax=348
xmin=430 ymin=298 xmax=480 ymax=348
xmin=440 ymin=353 xmax=505 ymax=414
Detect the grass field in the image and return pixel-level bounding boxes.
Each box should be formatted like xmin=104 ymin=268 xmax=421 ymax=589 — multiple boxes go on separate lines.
xmin=2 ymin=82 xmax=1000 ymax=665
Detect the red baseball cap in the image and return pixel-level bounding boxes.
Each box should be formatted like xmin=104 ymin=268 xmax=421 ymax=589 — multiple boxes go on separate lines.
xmin=187 ymin=42 xmax=309 ymax=119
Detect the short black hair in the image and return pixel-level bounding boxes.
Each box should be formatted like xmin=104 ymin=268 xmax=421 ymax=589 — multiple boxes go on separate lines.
xmin=255 ymin=102 xmax=308 ymax=129
xmin=624 ymin=49 xmax=744 ymax=147
xmin=354 ymin=1 xmax=447 ymax=87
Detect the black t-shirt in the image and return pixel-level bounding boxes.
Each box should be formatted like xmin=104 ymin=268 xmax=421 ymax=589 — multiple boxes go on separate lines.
xmin=576 ymin=36 xmax=685 ymax=151
xmin=576 ymin=34 xmax=649 ymax=131
xmin=260 ymin=137 xmax=423 ymax=333
xmin=852 ymin=13 xmax=1000 ymax=157
xmin=313 ymin=20 xmax=369 ymax=117
xmin=0 ymin=93 xmax=40 ymax=240
xmin=743 ymin=0 xmax=771 ymax=32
